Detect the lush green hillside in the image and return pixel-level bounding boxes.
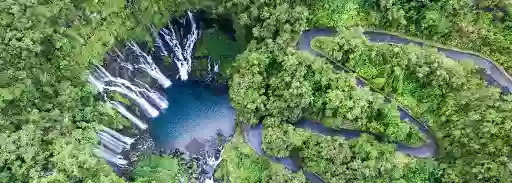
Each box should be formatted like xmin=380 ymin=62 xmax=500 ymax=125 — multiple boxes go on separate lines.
xmin=2 ymin=0 xmax=511 ymax=182
xmin=0 ymin=0 xmax=205 ymax=182
xmin=312 ymin=29 xmax=512 ymax=182
xmin=224 ymin=0 xmax=512 ymax=182
xmin=311 ymin=0 xmax=512 ymax=74
xmin=215 ymin=132 xmax=306 ymax=183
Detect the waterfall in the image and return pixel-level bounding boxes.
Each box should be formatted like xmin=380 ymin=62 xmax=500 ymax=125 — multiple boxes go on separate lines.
xmin=151 ymin=25 xmax=168 ymax=56
xmin=105 ymin=48 xmax=169 ymax=110
xmin=98 ymin=132 xmax=129 ymax=153
xmin=159 ymin=10 xmax=200 ymax=81
xmin=94 ymin=128 xmax=136 ymax=166
xmin=207 ymin=148 xmax=223 ymax=167
xmin=93 ymin=146 xmax=128 ymax=166
xmin=206 ymin=57 xmax=220 ymax=83
xmin=89 ymin=11 xmax=225 ymax=180
xmin=132 ymin=79 xmax=168 ymax=110
xmin=103 ymin=127 xmax=135 ymax=145
xmin=89 ymin=65 xmax=160 ymax=118
xmin=213 ymin=60 xmax=219 ymax=73
xmin=107 ymin=100 xmax=148 ymax=129
xmin=98 ymin=135 xmax=124 ymax=154
xmin=200 ymin=148 xmax=224 ymax=183
xmin=126 ymin=41 xmax=172 ymax=88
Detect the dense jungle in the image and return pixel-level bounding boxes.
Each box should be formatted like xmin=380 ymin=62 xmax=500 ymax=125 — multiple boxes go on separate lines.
xmin=1 ymin=0 xmax=512 ymax=182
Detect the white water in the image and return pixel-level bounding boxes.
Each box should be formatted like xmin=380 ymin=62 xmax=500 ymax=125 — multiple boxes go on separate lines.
xmin=107 ymin=100 xmax=148 ymax=130
xmin=183 ymin=11 xmax=200 ymax=76
xmin=93 ymin=146 xmax=128 ymax=166
xmin=98 ymin=132 xmax=129 ymax=149
xmin=206 ymin=57 xmax=220 ymax=82
xmin=126 ymin=41 xmax=172 ymax=88
xmin=202 ymin=148 xmax=224 ymax=183
xmin=98 ymin=132 xmax=125 ymax=154
xmin=151 ymin=25 xmax=168 ymax=56
xmin=133 ymin=79 xmax=168 ymax=110
xmin=102 ymin=127 xmax=135 ymax=145
xmin=159 ymin=11 xmax=200 ymax=81
xmin=94 ymin=128 xmax=135 ymax=166
xmin=89 ymin=65 xmax=160 ymax=118
xmin=213 ymin=60 xmax=219 ymax=73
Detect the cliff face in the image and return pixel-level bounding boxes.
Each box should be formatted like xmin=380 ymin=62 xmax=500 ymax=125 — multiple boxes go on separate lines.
xmin=95 ymin=10 xmax=241 ymax=182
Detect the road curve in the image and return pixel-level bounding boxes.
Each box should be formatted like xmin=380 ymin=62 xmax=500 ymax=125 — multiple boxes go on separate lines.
xmin=292 ymin=27 xmax=512 ymax=157
xmin=243 ymin=28 xmax=512 ymax=182
xmin=243 ymin=123 xmax=325 ymax=183
xmin=299 ymin=28 xmax=512 ymax=93
xmin=295 ymin=28 xmax=439 ymax=158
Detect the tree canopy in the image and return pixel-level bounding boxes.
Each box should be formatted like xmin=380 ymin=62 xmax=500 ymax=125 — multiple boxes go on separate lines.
xmin=312 ymin=29 xmax=512 ymax=181
xmin=2 ymin=0 xmax=512 ymax=182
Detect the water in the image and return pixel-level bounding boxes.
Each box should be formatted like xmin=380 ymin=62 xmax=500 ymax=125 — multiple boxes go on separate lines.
xmin=90 ymin=10 xmax=240 ymax=180
xmin=149 ymin=81 xmax=235 ymax=153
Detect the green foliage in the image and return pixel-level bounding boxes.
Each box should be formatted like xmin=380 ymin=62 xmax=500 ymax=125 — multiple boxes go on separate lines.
xmin=230 ymin=46 xmax=424 ymax=144
xmin=0 ymin=0 xmax=133 ymax=181
xmin=261 ymin=122 xmax=440 ymax=183
xmin=0 ymin=0 xmax=199 ymax=182
xmin=229 ymin=50 xmax=270 ymax=125
xmin=312 ymin=0 xmax=512 ymax=76
xmin=262 ymin=120 xmax=309 ymax=157
xmin=216 ymin=0 xmax=310 ymax=45
xmin=132 ymin=154 xmax=190 ymax=183
xmin=192 ymin=27 xmax=243 ymax=82
xmin=5 ymin=0 xmax=512 ymax=182
xmin=311 ymin=0 xmax=366 ymax=27
xmin=314 ymin=28 xmax=512 ymax=182
xmin=215 ymin=132 xmax=306 ymax=183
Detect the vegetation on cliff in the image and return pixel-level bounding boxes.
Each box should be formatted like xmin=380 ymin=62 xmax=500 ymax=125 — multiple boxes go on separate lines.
xmin=2 ymin=0 xmax=511 ymax=182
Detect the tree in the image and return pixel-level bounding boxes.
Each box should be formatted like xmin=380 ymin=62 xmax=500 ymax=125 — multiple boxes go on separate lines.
xmin=132 ymin=154 xmax=188 ymax=183
xmin=313 ymin=28 xmax=512 ymax=182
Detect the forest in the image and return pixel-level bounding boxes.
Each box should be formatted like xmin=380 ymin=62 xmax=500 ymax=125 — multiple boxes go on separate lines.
xmin=1 ymin=0 xmax=511 ymax=182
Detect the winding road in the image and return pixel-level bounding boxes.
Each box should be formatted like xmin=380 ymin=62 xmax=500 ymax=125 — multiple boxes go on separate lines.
xmin=243 ymin=28 xmax=512 ymax=183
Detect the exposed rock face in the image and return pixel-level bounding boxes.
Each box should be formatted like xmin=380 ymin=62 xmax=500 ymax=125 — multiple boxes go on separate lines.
xmin=90 ymin=10 xmax=237 ymax=182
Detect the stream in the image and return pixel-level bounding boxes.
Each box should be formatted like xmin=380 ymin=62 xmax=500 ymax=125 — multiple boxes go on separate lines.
xmin=243 ymin=28 xmax=512 ymax=183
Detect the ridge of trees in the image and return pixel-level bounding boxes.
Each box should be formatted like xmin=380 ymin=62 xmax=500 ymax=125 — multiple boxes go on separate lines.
xmin=313 ymin=28 xmax=512 ymax=182
xmin=214 ymin=132 xmax=306 ymax=183
xmin=132 ymin=154 xmax=193 ymax=183
xmin=264 ymin=122 xmax=441 ymax=183
xmin=311 ymin=0 xmax=512 ymax=75
xmin=3 ymin=0 xmax=512 ymax=182
xmin=0 ymin=0 xmax=209 ymax=181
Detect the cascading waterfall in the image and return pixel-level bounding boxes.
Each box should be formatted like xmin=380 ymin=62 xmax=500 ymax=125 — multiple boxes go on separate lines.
xmin=125 ymin=41 xmax=172 ymax=88
xmin=94 ymin=127 xmax=135 ymax=166
xmin=106 ymin=49 xmax=170 ymax=111
xmin=89 ymin=39 xmax=171 ymax=168
xmin=93 ymin=146 xmax=129 ymax=166
xmin=157 ymin=11 xmax=200 ymax=81
xmin=102 ymin=127 xmax=135 ymax=146
xmin=90 ymin=10 xmax=230 ymax=182
xmin=88 ymin=65 xmax=161 ymax=118
xmin=98 ymin=132 xmax=126 ymax=154
xmin=206 ymin=56 xmax=220 ymax=83
xmin=151 ymin=25 xmax=168 ymax=56
xmin=106 ymin=100 xmax=148 ymax=129
xmin=195 ymin=132 xmax=231 ymax=183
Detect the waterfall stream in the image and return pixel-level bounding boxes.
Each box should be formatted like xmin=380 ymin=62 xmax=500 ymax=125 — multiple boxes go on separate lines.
xmin=159 ymin=11 xmax=200 ymax=81
xmin=94 ymin=128 xmax=135 ymax=166
xmin=93 ymin=146 xmax=129 ymax=166
xmin=89 ymin=11 xmax=228 ymax=182
xmin=88 ymin=65 xmax=161 ymax=118
xmin=107 ymin=100 xmax=148 ymax=129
